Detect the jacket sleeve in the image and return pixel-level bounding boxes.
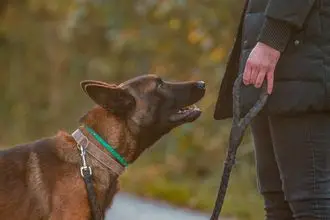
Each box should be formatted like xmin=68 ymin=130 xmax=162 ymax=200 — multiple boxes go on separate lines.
xmin=257 ymin=0 xmax=316 ymax=52
xmin=265 ymin=0 xmax=316 ymax=28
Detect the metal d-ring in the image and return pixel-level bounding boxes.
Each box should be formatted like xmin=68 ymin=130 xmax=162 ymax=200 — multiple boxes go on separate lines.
xmin=79 ymin=144 xmax=93 ymax=177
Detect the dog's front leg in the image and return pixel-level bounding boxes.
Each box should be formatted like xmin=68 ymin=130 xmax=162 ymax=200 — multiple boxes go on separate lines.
xmin=49 ymin=198 xmax=92 ymax=220
xmin=49 ymin=196 xmax=91 ymax=220
xmin=49 ymin=177 xmax=92 ymax=220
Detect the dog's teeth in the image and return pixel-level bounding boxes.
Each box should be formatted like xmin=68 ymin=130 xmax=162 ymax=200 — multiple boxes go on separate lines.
xmin=177 ymin=105 xmax=200 ymax=114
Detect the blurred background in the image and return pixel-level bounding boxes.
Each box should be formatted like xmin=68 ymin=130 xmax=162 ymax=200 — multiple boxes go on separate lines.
xmin=0 ymin=0 xmax=264 ymax=219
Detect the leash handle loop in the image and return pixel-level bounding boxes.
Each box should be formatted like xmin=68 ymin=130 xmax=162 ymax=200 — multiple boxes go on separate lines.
xmin=210 ymin=74 xmax=269 ymax=220
xmin=233 ymin=74 xmax=269 ymax=128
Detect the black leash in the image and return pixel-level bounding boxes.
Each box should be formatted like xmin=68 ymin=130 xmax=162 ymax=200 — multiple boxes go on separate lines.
xmin=79 ymin=145 xmax=103 ymax=220
xmin=210 ymin=74 xmax=269 ymax=220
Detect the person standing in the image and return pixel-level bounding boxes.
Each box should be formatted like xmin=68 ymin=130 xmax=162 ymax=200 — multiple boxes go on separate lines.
xmin=214 ymin=0 xmax=330 ymax=219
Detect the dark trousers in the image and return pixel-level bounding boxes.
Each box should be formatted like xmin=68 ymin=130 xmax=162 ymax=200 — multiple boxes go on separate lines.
xmin=251 ymin=112 xmax=330 ymax=219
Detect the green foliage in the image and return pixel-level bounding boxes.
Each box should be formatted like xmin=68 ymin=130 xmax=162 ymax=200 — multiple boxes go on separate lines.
xmin=0 ymin=0 xmax=263 ymax=219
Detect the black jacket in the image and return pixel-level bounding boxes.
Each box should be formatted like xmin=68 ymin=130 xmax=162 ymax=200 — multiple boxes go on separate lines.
xmin=214 ymin=0 xmax=330 ymax=120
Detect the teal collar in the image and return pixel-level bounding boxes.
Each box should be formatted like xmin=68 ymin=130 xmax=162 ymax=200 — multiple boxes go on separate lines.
xmin=85 ymin=126 xmax=129 ymax=167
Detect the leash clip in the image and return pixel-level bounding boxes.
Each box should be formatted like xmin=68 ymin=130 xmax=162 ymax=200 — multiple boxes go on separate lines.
xmin=79 ymin=144 xmax=93 ymax=177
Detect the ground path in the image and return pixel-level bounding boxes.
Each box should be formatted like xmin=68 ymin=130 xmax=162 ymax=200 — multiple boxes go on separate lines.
xmin=106 ymin=192 xmax=225 ymax=220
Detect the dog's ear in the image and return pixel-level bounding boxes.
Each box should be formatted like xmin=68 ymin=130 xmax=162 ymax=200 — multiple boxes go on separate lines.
xmin=80 ymin=80 xmax=135 ymax=115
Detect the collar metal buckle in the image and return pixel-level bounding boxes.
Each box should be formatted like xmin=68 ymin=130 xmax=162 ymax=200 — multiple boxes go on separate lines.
xmin=79 ymin=144 xmax=93 ymax=177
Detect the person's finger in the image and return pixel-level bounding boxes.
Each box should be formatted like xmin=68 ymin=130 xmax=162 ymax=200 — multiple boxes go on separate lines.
xmin=266 ymin=70 xmax=274 ymax=94
xmin=243 ymin=60 xmax=252 ymax=85
xmin=255 ymin=66 xmax=267 ymax=88
xmin=250 ymin=63 xmax=260 ymax=85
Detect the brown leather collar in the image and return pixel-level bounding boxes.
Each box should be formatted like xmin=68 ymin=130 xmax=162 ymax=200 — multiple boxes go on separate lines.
xmin=72 ymin=128 xmax=125 ymax=176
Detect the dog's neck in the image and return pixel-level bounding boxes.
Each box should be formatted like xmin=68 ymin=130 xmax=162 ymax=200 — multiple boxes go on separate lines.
xmin=79 ymin=106 xmax=140 ymax=164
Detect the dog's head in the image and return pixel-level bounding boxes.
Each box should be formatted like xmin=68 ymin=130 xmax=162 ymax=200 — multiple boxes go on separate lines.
xmin=81 ymin=74 xmax=205 ymax=149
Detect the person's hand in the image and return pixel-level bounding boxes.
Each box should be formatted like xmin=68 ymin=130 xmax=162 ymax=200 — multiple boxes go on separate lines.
xmin=243 ymin=42 xmax=281 ymax=94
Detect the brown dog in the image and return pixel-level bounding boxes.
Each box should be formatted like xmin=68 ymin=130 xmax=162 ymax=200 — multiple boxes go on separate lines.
xmin=0 ymin=74 xmax=206 ymax=220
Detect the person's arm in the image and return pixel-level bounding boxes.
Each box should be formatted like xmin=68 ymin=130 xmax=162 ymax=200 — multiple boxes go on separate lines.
xmin=257 ymin=0 xmax=316 ymax=52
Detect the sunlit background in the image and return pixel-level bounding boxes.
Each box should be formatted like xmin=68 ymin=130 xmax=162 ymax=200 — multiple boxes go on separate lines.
xmin=0 ymin=0 xmax=264 ymax=219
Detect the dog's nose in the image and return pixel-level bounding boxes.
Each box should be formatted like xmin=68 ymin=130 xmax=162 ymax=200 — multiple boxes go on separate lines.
xmin=196 ymin=81 xmax=206 ymax=90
